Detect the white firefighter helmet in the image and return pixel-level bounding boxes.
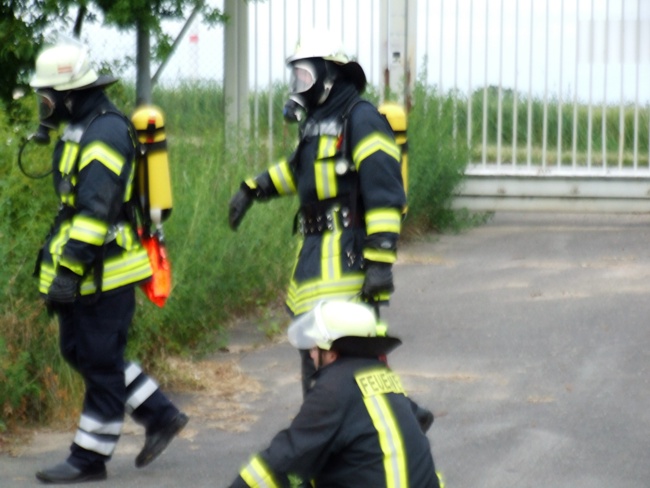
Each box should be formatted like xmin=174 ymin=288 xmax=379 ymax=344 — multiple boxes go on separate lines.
xmin=286 ymin=29 xmax=367 ymax=93
xmin=30 ymin=41 xmax=117 ymax=91
xmin=288 ymin=301 xmax=401 ymax=356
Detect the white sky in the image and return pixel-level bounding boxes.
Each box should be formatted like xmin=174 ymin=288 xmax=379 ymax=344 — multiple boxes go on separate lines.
xmin=78 ymin=0 xmax=649 ymax=105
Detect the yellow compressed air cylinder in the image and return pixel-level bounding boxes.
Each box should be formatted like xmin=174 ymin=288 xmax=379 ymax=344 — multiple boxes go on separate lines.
xmin=131 ymin=105 xmax=173 ymax=226
xmin=378 ymin=102 xmax=408 ymax=213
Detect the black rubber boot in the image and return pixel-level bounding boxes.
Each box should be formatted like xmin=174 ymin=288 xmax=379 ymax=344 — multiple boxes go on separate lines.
xmin=135 ymin=412 xmax=189 ymax=468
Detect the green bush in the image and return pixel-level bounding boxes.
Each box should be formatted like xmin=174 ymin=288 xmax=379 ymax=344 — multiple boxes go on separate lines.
xmin=403 ymin=84 xmax=477 ymax=232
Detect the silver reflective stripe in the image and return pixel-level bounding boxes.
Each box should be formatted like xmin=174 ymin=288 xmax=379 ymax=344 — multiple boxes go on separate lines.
xmin=302 ymin=118 xmax=342 ymax=137
xmin=62 ymin=124 xmax=84 ymax=143
xmin=79 ymin=414 xmax=123 ymax=436
xmin=74 ymin=430 xmax=117 ymax=456
xmin=126 ymin=377 xmax=158 ymax=411
xmin=124 ymin=362 xmax=142 ymax=386
xmin=104 ymin=223 xmax=125 ymax=244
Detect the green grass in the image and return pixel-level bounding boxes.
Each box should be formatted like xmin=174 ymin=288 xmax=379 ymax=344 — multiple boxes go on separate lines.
xmin=1 ymin=80 xmax=647 ymax=432
xmin=460 ymin=87 xmax=649 ymax=166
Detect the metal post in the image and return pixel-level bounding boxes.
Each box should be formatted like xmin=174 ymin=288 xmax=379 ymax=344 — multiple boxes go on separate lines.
xmin=602 ymin=0 xmax=610 ymax=171
xmin=542 ymin=0 xmax=550 ymax=169
xmin=572 ymin=0 xmax=580 ymax=169
xmin=557 ymin=0 xmax=564 ymax=167
xmin=267 ymin=0 xmax=274 ymax=163
xmin=526 ymin=0 xmax=534 ymax=168
xmin=380 ymin=0 xmax=416 ymax=105
xmin=482 ymin=0 xmax=489 ymax=167
xmin=633 ymin=0 xmax=641 ymax=169
xmin=512 ymin=0 xmax=519 ymax=166
xmin=497 ymin=0 xmax=504 ymax=165
xmin=379 ymin=0 xmax=388 ymax=102
xmin=224 ymin=0 xmax=250 ymax=155
xmin=587 ymin=0 xmax=595 ymax=169
xmin=136 ymin=22 xmax=152 ymax=105
xmin=468 ymin=0 xmax=474 ymax=152
xmin=618 ymin=0 xmax=626 ymax=169
xmin=454 ymin=0 xmax=460 ymax=140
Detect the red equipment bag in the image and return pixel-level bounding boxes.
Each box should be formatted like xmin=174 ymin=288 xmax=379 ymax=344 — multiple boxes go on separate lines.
xmin=140 ymin=231 xmax=171 ymax=308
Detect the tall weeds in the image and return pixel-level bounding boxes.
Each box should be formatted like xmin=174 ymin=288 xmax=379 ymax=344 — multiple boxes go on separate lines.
xmin=2 ymin=80 xmax=647 ymax=431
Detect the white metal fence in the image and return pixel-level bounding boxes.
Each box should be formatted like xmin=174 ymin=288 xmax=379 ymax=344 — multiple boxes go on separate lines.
xmin=85 ymin=0 xmax=649 ymax=182
xmin=85 ymin=0 xmax=650 ymax=171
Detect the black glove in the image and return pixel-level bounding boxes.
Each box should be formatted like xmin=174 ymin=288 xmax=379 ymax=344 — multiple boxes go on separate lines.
xmin=361 ymin=261 xmax=395 ymax=299
xmin=228 ymin=185 xmax=254 ymax=230
xmin=47 ymin=267 xmax=81 ymax=304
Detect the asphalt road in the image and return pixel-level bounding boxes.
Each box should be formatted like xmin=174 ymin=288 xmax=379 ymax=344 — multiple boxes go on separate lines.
xmin=3 ymin=212 xmax=650 ymax=487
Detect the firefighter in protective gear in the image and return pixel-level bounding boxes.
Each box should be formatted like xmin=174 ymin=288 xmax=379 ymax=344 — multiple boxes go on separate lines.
xmin=29 ymin=40 xmax=188 ymax=484
xmin=227 ymin=301 xmax=443 ymax=488
xmin=228 ymin=31 xmax=405 ymax=395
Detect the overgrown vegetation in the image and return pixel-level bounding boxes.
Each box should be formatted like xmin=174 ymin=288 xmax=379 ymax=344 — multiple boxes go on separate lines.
xmin=2 ymin=80 xmax=647 ymax=436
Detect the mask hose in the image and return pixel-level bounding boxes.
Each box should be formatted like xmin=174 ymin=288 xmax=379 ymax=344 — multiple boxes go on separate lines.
xmin=17 ymin=127 xmax=53 ymax=179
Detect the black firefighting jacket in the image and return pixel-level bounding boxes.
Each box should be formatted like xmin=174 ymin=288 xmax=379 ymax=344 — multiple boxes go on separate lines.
xmin=36 ymin=90 xmax=151 ymax=296
xmin=228 ymin=356 xmax=440 ymax=488
xmin=243 ymin=82 xmax=406 ymax=316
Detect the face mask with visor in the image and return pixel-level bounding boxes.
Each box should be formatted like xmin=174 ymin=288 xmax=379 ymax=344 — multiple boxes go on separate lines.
xmin=283 ymin=61 xmax=318 ymax=123
xmin=283 ymin=58 xmax=335 ymax=122
xmin=289 ymin=61 xmax=318 ymax=95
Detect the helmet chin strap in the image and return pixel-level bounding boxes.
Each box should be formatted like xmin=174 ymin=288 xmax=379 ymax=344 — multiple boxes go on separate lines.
xmin=317 ymin=349 xmax=326 ymax=370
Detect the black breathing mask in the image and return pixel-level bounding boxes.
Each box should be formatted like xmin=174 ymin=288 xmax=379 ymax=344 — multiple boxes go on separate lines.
xmin=33 ymin=89 xmax=70 ymax=143
xmin=283 ymin=95 xmax=307 ymax=123
xmin=285 ymin=58 xmax=336 ymax=120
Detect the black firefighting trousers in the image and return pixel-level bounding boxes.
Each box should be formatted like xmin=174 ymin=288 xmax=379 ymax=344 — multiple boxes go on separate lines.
xmin=55 ymin=286 xmax=178 ymax=469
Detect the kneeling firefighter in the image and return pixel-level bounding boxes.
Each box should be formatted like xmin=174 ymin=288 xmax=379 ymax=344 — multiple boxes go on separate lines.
xmin=228 ymin=301 xmax=443 ymax=488
xmin=227 ymin=29 xmax=432 ymax=433
xmin=28 ymin=38 xmax=187 ymax=484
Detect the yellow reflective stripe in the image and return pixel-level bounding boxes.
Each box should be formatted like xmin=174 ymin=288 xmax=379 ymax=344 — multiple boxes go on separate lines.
xmin=366 ymin=208 xmax=401 ymax=234
xmin=363 ymin=394 xmax=408 ymax=488
xmin=352 ymin=133 xmax=401 ymax=170
xmin=115 ymin=225 xmax=137 ymax=249
xmin=437 ymin=471 xmax=446 ymax=488
xmin=244 ymin=178 xmax=258 ymax=189
xmin=59 ymin=142 xmax=79 ymax=206
xmin=268 ymin=160 xmax=297 ymax=196
xmin=79 ymin=248 xmax=152 ymax=294
xmin=48 ymin=221 xmax=72 ymax=261
xmin=239 ymin=455 xmax=281 ymax=488
xmin=321 ymin=218 xmax=342 ymax=281
xmin=124 ymin=161 xmax=136 ymax=202
xmin=61 ymin=192 xmax=75 ymax=206
xmin=315 ymin=160 xmax=337 ymax=200
xmin=317 ymin=135 xmax=338 ymax=159
xmin=286 ymin=274 xmax=365 ymax=316
xmin=38 ymin=262 xmax=56 ymax=294
xmin=57 ymin=257 xmax=84 ymax=276
xmin=59 ymin=142 xmax=80 ymax=175
xmin=69 ymin=215 xmax=109 ymax=246
xmin=311 ymin=133 xmax=340 ymax=201
xmin=79 ymin=142 xmax=125 ymax=175
xmin=364 ymin=248 xmax=397 ymax=264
